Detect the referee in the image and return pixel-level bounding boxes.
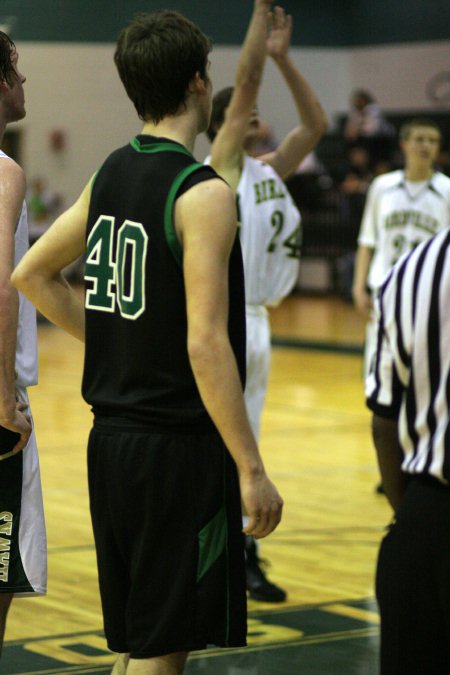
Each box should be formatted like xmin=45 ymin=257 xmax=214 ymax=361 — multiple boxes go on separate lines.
xmin=366 ymin=226 xmax=450 ymax=674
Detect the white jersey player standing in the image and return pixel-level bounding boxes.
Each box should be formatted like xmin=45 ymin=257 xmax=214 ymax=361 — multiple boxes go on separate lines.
xmin=352 ymin=117 xmax=450 ymax=495
xmin=353 ymin=118 xmax=450 ymax=378
xmin=0 ymin=33 xmax=46 ymax=657
xmin=207 ymin=0 xmax=327 ymax=602
xmin=234 ymin=153 xmax=302 ymax=439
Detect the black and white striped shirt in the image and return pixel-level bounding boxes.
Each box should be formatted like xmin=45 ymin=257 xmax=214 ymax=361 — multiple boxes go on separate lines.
xmin=366 ymin=227 xmax=450 ymax=483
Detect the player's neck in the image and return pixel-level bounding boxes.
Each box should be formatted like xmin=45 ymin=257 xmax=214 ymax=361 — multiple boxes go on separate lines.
xmin=141 ymin=117 xmax=198 ymax=154
xmin=404 ymin=164 xmax=433 ymax=182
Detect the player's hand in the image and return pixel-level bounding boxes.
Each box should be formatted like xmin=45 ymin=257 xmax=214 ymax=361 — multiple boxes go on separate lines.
xmin=266 ymin=6 xmax=292 ymax=60
xmin=352 ymin=286 xmax=373 ymax=319
xmin=239 ymin=470 xmax=283 ymax=539
xmin=0 ymin=401 xmax=31 ymax=458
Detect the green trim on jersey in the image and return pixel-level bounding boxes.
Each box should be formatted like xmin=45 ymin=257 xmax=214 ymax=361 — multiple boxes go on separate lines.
xmin=196 ymin=505 xmax=228 ymax=584
xmin=164 ymin=163 xmax=205 ymax=267
xmin=129 ymin=137 xmax=205 ymax=267
xmin=130 ymin=137 xmax=194 ymax=158
xmin=89 ymin=171 xmax=99 ymax=194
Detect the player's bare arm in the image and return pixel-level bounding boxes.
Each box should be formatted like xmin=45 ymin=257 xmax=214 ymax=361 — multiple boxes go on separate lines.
xmin=210 ymin=0 xmax=272 ymax=190
xmin=12 ymin=180 xmax=91 ymax=342
xmin=259 ymin=7 xmax=327 ymax=179
xmin=372 ymin=414 xmax=407 ymax=511
xmin=177 ymin=178 xmax=283 ymax=538
xmin=352 ymin=245 xmax=374 ymax=318
xmin=0 ymin=159 xmax=31 ymax=452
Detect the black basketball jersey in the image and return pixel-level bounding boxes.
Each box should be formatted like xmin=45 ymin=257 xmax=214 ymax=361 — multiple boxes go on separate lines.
xmin=82 ymin=135 xmax=246 ymax=430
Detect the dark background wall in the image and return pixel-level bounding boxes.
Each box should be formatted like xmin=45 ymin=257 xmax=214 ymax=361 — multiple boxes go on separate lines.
xmin=0 ymin=0 xmax=449 ymax=46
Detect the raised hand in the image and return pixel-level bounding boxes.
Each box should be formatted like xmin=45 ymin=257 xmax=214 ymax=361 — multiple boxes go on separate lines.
xmin=266 ymin=6 xmax=293 ymax=60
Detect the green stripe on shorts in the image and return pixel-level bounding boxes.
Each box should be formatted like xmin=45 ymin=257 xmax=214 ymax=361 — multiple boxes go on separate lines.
xmin=197 ymin=505 xmax=228 ymax=583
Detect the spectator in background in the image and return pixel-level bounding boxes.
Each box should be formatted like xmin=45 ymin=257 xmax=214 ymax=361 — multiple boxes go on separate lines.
xmin=333 ymin=146 xmax=373 ymax=302
xmin=339 ymin=145 xmax=373 ymax=197
xmin=26 ymin=176 xmax=62 ymax=241
xmin=344 ymin=89 xmax=395 ymax=163
xmin=335 ymin=146 xmax=393 ymax=302
xmin=344 ymin=90 xmax=391 ymax=142
xmin=27 ymin=176 xmax=83 ymax=284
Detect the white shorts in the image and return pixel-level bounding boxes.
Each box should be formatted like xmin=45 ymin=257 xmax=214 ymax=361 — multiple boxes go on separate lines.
xmin=364 ymin=315 xmax=378 ymax=381
xmin=0 ymin=387 xmax=47 ymax=596
xmin=244 ymin=305 xmax=271 ymax=441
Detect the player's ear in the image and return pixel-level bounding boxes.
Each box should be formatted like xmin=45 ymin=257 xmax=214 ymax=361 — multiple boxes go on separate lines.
xmin=189 ymin=71 xmax=208 ymax=95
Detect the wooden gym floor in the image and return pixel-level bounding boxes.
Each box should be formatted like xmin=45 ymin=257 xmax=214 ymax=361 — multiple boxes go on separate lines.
xmin=2 ymin=293 xmax=391 ymax=674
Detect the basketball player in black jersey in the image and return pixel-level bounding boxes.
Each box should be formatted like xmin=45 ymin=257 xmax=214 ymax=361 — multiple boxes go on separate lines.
xmin=13 ymin=9 xmax=283 ymax=675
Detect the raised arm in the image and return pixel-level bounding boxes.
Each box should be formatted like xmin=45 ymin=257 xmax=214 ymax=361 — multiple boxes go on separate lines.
xmin=209 ymin=0 xmax=272 ymax=188
xmin=11 ymin=181 xmax=91 ymax=342
xmin=259 ymin=8 xmax=328 ymax=179
xmin=176 ymin=178 xmax=283 ymax=538
xmin=0 ymin=159 xmax=31 ymax=451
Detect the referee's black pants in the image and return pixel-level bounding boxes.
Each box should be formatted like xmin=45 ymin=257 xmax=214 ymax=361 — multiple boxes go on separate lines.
xmin=376 ymin=476 xmax=450 ymax=674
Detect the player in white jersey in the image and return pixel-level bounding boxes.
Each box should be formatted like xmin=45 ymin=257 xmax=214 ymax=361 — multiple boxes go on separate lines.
xmin=207 ymin=1 xmax=327 ymax=602
xmin=353 ymin=118 xmax=450 ymax=377
xmin=234 ymin=154 xmax=301 ymax=438
xmin=352 ymin=117 xmax=450 ymax=495
xmin=0 ymin=33 xmax=46 ymax=656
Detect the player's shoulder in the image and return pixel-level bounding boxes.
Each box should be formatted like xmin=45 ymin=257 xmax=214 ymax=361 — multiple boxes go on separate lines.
xmin=0 ymin=150 xmax=23 ymax=174
xmin=241 ymin=153 xmax=276 ymax=179
xmin=176 ymin=174 xmax=236 ymax=239
xmin=373 ymin=169 xmax=402 ymax=188
xmin=180 ymin=172 xmax=233 ymax=206
xmin=367 ymin=169 xmax=402 ymax=197
xmin=430 ymin=171 xmax=450 ymax=197
xmin=0 ymin=151 xmax=25 ymax=190
xmin=244 ymin=154 xmax=268 ymax=169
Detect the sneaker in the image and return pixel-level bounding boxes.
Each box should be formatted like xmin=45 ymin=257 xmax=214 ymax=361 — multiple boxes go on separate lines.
xmin=244 ymin=535 xmax=287 ymax=603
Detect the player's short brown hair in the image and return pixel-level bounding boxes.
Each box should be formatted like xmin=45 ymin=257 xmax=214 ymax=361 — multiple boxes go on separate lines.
xmin=115 ymin=10 xmax=212 ymax=123
xmin=400 ymin=118 xmax=442 ymax=142
xmin=0 ymin=31 xmax=17 ymax=87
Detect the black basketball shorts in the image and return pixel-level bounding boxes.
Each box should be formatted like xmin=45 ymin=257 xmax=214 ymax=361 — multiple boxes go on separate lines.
xmin=87 ymin=418 xmax=246 ymax=659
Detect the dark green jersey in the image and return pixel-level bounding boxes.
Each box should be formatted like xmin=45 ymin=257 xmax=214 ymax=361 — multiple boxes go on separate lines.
xmin=82 ymin=135 xmax=246 ymax=429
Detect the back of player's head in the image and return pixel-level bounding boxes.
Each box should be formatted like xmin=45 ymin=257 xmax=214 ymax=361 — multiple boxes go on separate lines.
xmin=0 ymin=31 xmax=16 ymax=87
xmin=399 ymin=117 xmax=442 ymax=142
xmin=206 ymin=86 xmax=234 ymax=141
xmin=114 ymin=10 xmax=212 ymax=123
